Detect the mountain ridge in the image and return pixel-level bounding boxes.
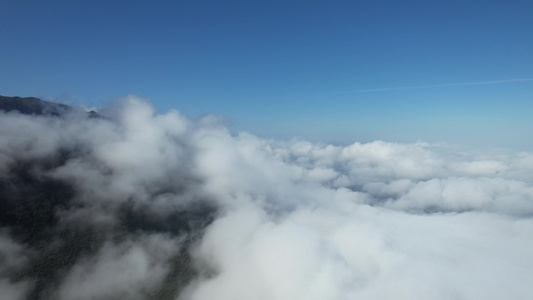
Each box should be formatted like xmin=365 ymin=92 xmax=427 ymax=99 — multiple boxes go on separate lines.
xmin=0 ymin=95 xmax=99 ymax=117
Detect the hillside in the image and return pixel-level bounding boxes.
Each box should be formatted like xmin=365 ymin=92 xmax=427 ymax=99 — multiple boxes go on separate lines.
xmin=0 ymin=97 xmax=214 ymax=300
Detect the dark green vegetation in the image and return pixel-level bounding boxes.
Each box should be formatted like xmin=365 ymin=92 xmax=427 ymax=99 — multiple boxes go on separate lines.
xmin=0 ymin=96 xmax=216 ymax=300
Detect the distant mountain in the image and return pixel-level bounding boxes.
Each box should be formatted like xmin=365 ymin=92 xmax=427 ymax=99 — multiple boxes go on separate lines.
xmin=0 ymin=95 xmax=99 ymax=117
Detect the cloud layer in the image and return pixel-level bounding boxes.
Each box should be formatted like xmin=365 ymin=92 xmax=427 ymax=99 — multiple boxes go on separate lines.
xmin=1 ymin=95 xmax=533 ymax=299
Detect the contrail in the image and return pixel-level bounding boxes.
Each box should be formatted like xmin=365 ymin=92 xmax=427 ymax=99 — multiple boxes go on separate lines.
xmin=358 ymin=78 xmax=533 ymax=92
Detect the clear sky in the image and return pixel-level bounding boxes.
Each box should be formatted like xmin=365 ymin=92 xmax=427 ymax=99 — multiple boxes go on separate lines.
xmin=1 ymin=0 xmax=532 ymax=149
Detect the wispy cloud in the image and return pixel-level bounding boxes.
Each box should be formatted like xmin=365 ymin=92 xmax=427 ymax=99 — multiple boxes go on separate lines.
xmin=358 ymin=78 xmax=533 ymax=92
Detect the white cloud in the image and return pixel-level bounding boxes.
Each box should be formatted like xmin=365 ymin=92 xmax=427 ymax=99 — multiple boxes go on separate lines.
xmin=386 ymin=177 xmax=533 ymax=216
xmin=1 ymin=95 xmax=533 ymax=299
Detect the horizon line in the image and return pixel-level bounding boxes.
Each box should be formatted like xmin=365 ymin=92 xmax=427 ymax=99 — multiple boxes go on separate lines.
xmin=358 ymin=78 xmax=533 ymax=92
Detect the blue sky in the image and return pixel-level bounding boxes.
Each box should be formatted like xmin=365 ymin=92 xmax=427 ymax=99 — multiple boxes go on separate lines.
xmin=1 ymin=1 xmax=532 ymax=149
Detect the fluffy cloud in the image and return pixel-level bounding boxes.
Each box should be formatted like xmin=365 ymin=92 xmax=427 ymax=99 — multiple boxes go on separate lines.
xmin=1 ymin=95 xmax=532 ymax=299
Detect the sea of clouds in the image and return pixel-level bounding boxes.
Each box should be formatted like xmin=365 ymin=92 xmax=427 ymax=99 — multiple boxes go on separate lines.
xmin=1 ymin=95 xmax=533 ymax=300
